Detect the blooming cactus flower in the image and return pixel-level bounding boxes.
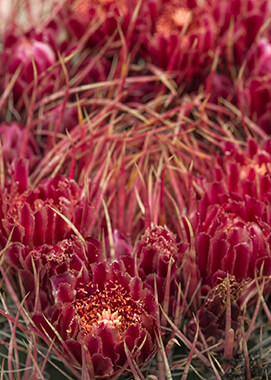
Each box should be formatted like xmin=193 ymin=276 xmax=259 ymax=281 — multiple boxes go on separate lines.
xmin=32 ymin=260 xmax=158 ymax=378
xmin=239 ymin=38 xmax=271 ymax=134
xmin=186 ymin=275 xmax=246 ymax=355
xmin=211 ymin=0 xmax=271 ymax=67
xmin=0 ymin=122 xmax=40 ymax=171
xmin=5 ymin=235 xmax=102 ymax=313
xmin=1 ymin=31 xmax=56 ymax=103
xmin=0 ymin=161 xmax=93 ymax=248
xmin=66 ymin=0 xmax=140 ymax=49
xmin=246 ymin=38 xmax=271 ymax=77
xmin=244 ymin=78 xmax=271 ymax=134
xmin=188 ymin=140 xmax=271 ymax=288
xmin=135 ymin=224 xmax=186 ymax=318
xmin=136 ymin=224 xmax=184 ymax=280
xmin=142 ymin=0 xmax=217 ymax=85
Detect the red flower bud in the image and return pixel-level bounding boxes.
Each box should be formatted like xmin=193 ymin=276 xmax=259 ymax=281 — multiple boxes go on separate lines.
xmin=2 ymin=32 xmax=56 ymax=103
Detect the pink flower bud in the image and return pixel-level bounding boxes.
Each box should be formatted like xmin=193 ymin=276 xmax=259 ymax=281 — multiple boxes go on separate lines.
xmin=2 ymin=32 xmax=56 ymax=103
xmin=0 ymin=122 xmax=39 ymax=171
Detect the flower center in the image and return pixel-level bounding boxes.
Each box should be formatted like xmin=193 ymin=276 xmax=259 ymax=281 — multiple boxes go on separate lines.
xmin=72 ymin=0 xmax=92 ymax=20
xmin=156 ymin=6 xmax=193 ymax=37
xmin=171 ymin=8 xmax=192 ymax=30
xmin=73 ymin=280 xmax=143 ymax=335
xmin=97 ymin=309 xmax=122 ymax=329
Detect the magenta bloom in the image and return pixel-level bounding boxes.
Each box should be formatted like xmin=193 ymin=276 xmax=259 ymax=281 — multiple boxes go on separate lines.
xmin=0 ymin=162 xmax=93 ymax=248
xmin=135 ymin=224 xmax=186 ymax=318
xmin=5 ymin=235 xmax=101 ymax=313
xmin=212 ymin=0 xmax=270 ymax=66
xmin=245 ymin=78 xmax=271 ymax=134
xmin=136 ymin=224 xmax=183 ymax=280
xmin=189 ymin=140 xmax=271 ymax=288
xmin=0 ymin=122 xmax=40 ymax=171
xmin=239 ymin=38 xmax=271 ymax=134
xmin=32 ymin=260 xmax=158 ymax=378
xmin=186 ymin=275 xmax=246 ymax=354
xmin=143 ymin=0 xmax=217 ymax=85
xmin=65 ymin=0 xmax=144 ymax=52
xmin=246 ymin=38 xmax=271 ymax=77
xmin=2 ymin=31 xmax=56 ymax=103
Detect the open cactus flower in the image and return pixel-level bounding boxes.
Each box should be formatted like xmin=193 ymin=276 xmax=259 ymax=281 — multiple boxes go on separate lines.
xmin=191 ymin=139 xmax=271 ymax=286
xmin=31 ymin=261 xmax=159 ymax=378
